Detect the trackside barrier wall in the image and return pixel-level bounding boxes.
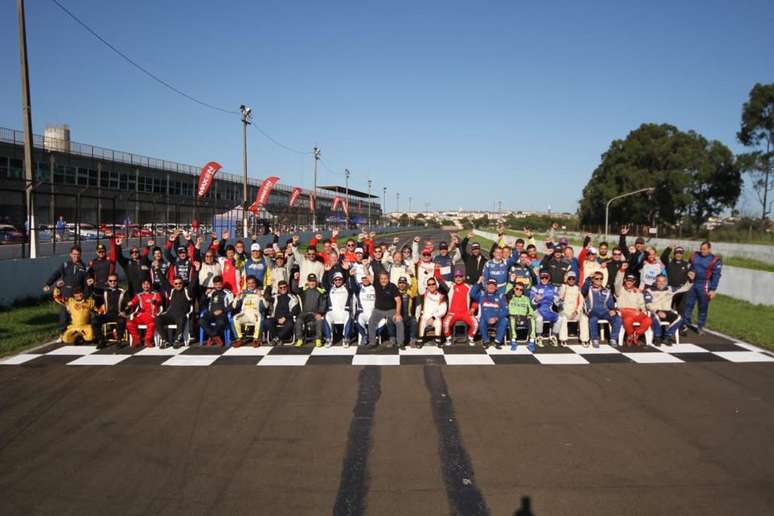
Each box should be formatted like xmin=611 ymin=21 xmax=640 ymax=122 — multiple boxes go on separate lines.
xmin=473 ymin=229 xmax=774 ymax=306
xmin=0 ymin=227 xmax=422 ymax=307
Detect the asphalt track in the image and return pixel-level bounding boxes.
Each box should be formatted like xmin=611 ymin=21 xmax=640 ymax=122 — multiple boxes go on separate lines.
xmin=1 ymin=230 xmax=774 ymax=515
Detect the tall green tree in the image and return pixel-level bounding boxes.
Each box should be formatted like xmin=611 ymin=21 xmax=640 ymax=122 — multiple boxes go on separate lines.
xmin=737 ymin=83 xmax=774 ymax=220
xmin=578 ymin=123 xmax=741 ymax=228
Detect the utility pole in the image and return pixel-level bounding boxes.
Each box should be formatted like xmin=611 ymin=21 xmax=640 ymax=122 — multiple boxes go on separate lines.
xmin=382 ymin=186 xmax=387 ymax=227
xmin=312 ymin=146 xmax=320 ymax=231
xmin=408 ymin=196 xmax=412 ymax=225
xmin=344 ymin=168 xmax=350 ymax=228
xmin=396 ymin=192 xmax=400 ymax=214
xmin=17 ymin=0 xmax=36 ymax=258
xmin=240 ymin=105 xmax=252 ymax=239
xmin=367 ymin=179 xmax=372 ymax=230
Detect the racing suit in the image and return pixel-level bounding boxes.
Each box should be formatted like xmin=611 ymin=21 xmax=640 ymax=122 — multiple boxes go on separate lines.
xmin=639 ymin=260 xmax=665 ymax=289
xmin=614 ymin=271 xmax=651 ymax=340
xmin=682 ymin=252 xmax=721 ymax=330
xmin=529 ymin=283 xmax=561 ymax=337
xmin=87 ymin=255 xmax=115 ymax=303
xmin=442 ymin=282 xmax=478 ymax=337
xmin=470 ymin=284 xmax=508 ymax=344
xmin=324 ymin=280 xmax=354 ymax=342
xmin=354 ymin=283 xmax=376 ymax=344
xmin=558 ymin=283 xmax=588 ymax=342
xmin=416 ymin=259 xmax=437 ymax=295
xmin=580 ymin=277 xmax=621 ymax=342
xmin=481 ymin=258 xmax=509 ymax=294
xmin=155 ymin=287 xmax=192 ymax=344
xmin=201 ymin=288 xmax=234 ymax=340
xmin=505 ymin=287 xmax=536 ymax=341
xmin=46 ymin=259 xmax=88 ymax=332
xmin=417 ymin=290 xmax=447 ymax=339
xmin=508 ymin=262 xmax=537 ymax=292
xmin=126 ymin=290 xmax=163 ymax=346
xmin=232 ymin=288 xmax=265 ymax=340
xmin=95 ymin=286 xmax=127 ymax=344
xmin=218 ymin=257 xmax=242 ymax=296
xmin=243 ymin=256 xmax=269 ymax=290
xmin=265 ymin=292 xmax=301 ymax=342
xmin=644 ymin=281 xmax=692 ymax=339
xmin=433 ymin=253 xmax=455 ymax=289
xmin=395 ymin=286 xmax=418 ymax=345
xmin=54 ymin=289 xmax=96 ymax=344
xmin=294 ymin=286 xmax=327 ymax=341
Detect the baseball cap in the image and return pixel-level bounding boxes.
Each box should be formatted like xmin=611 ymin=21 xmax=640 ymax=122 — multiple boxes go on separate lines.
xmin=439 ymin=242 xmax=449 ymax=250
xmin=559 ymin=237 xmax=568 ymax=245
xmin=675 ymin=246 xmax=685 ymax=253
xmin=355 ymin=247 xmax=364 ymax=254
xmin=587 ymin=246 xmax=597 ymax=255
xmin=333 ymin=272 xmax=344 ymax=280
xmin=251 ymin=243 xmax=261 ymax=252
xmin=398 ymin=276 xmax=408 ymax=284
xmin=422 ymin=249 xmax=432 ymax=256
xmin=96 ymin=244 xmax=106 ymax=251
xmin=486 ymin=278 xmax=497 ymax=285
xmin=635 ymin=237 xmax=645 ymax=244
xmin=176 ymin=246 xmax=187 ymax=253
xmin=471 ymin=242 xmax=481 ymax=249
xmin=540 ymin=272 xmax=550 ymax=278
xmin=307 ymin=273 xmax=318 ymax=281
xmin=454 ymin=270 xmax=464 ymax=277
xmin=566 ymin=271 xmax=577 ymax=279
xmin=624 ymin=273 xmax=637 ymax=281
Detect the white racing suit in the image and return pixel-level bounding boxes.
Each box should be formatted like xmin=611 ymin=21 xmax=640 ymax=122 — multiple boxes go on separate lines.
xmin=558 ymin=284 xmax=589 ymax=342
xmin=417 ymin=290 xmax=448 ymax=338
xmin=355 ymin=284 xmax=376 ymax=344
xmin=232 ymin=289 xmax=264 ymax=340
xmin=324 ymin=284 xmax=354 ymax=341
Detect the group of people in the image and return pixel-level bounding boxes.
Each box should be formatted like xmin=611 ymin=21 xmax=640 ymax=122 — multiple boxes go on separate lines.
xmin=42 ymin=225 xmax=721 ymax=352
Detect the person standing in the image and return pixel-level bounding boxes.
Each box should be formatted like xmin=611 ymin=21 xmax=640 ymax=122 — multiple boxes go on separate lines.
xmin=43 ymin=246 xmax=89 ymax=335
xmin=682 ymin=241 xmax=722 ymax=335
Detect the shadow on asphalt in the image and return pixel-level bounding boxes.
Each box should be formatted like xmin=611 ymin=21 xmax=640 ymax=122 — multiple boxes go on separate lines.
xmin=514 ymin=496 xmax=534 ymax=516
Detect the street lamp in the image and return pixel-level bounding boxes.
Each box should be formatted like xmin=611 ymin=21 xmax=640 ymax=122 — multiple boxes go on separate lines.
xmin=382 ymin=186 xmax=387 ymax=227
xmin=344 ymin=168 xmax=350 ymax=228
xmin=367 ymin=179 xmax=372 ymax=230
xmin=312 ymin=146 xmax=320 ymax=231
xmin=239 ymin=104 xmax=252 ymax=239
xmin=605 ymin=187 xmax=655 ymax=238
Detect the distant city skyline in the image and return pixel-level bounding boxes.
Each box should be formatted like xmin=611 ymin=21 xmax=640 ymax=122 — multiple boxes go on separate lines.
xmin=1 ymin=0 xmax=771 ymax=213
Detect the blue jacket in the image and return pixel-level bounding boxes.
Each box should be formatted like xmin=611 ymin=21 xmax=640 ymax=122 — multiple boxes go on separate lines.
xmin=433 ymin=254 xmax=455 ymax=284
xmin=470 ymin=284 xmax=508 ymax=320
xmin=580 ymin=277 xmax=616 ymax=315
xmin=529 ymin=283 xmax=559 ymax=311
xmin=243 ymin=256 xmax=269 ymax=285
xmin=482 ymin=259 xmax=509 ymax=292
xmin=690 ymin=252 xmax=722 ymax=291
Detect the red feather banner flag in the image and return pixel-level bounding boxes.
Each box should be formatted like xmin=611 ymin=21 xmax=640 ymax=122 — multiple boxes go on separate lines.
xmin=254 ymin=176 xmax=280 ymax=207
xmin=289 ymin=187 xmax=302 ymax=207
xmin=342 ymin=199 xmax=349 ymax=216
xmin=196 ymin=161 xmax=222 ymax=198
xmin=308 ymin=193 xmax=316 ymax=212
xmin=332 ymin=196 xmax=342 ymax=211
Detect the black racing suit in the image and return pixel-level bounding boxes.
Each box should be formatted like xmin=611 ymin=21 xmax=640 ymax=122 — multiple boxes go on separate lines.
xmin=661 ymin=247 xmax=691 ymax=312
xmin=266 ymin=293 xmax=300 ymax=341
xmin=115 ymin=245 xmax=150 ymax=297
xmin=201 ymin=289 xmax=232 ymax=339
xmin=95 ymin=287 xmax=128 ymax=343
xmin=155 ymin=288 xmax=192 ymax=343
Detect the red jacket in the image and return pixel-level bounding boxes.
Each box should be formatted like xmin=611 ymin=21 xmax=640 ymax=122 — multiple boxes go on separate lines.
xmin=128 ymin=291 xmax=162 ymax=318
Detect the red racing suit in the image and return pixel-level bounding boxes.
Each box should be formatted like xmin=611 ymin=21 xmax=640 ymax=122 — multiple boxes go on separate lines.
xmin=126 ymin=291 xmax=163 ymax=345
xmin=442 ymin=282 xmax=478 ymax=337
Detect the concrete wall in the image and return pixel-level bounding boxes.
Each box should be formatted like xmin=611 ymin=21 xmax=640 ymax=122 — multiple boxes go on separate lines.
xmin=0 ymin=227 xmax=421 ymax=307
xmin=473 ymin=230 xmax=774 ymax=306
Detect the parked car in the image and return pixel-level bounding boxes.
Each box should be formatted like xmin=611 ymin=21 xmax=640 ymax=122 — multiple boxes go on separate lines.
xmin=0 ymin=224 xmax=25 ymax=245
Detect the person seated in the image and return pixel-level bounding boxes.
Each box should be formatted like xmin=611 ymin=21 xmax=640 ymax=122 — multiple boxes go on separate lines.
xmin=416 ymin=278 xmax=447 ymax=345
xmin=200 ymin=275 xmax=234 ymax=347
xmin=155 ymin=275 xmax=193 ymax=348
xmin=580 ymin=271 xmax=621 ymax=348
xmin=323 ymin=271 xmax=355 ymax=347
xmin=54 ymin=285 xmax=97 ymax=345
xmin=530 ymin=272 xmax=561 ymax=346
xmin=557 ymin=271 xmax=588 ymax=346
xmin=354 ymin=274 xmax=377 ymax=346
xmin=367 ymin=271 xmax=404 ymax=349
xmin=231 ymin=275 xmax=266 ymax=347
xmin=94 ymin=273 xmax=128 ymax=349
xmin=614 ymin=265 xmax=652 ymax=346
xmin=265 ymin=280 xmax=300 ymax=345
xmin=442 ymin=271 xmax=478 ymax=346
xmin=394 ymin=276 xmax=418 ymax=348
xmin=505 ymin=282 xmax=536 ymax=352
xmin=126 ymin=279 xmax=163 ymax=348
xmin=294 ymin=273 xmax=327 ymax=347
xmin=470 ymin=278 xmax=508 ymax=349
xmin=644 ymin=272 xmax=694 ymax=345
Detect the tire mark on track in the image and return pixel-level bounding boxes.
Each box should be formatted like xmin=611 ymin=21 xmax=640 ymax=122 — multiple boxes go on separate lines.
xmin=423 ymin=365 xmax=490 ymax=516
xmin=332 ymin=366 xmax=382 ymax=516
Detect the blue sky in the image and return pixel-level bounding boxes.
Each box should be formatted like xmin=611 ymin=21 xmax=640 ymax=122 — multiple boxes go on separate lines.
xmin=1 ymin=0 xmax=772 ymax=213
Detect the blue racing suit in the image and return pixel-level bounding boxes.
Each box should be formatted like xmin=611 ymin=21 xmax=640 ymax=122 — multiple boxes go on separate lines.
xmin=482 ymin=258 xmax=511 ymax=294
xmin=529 ymin=283 xmax=561 ymax=335
xmin=581 ymin=277 xmax=621 ymax=341
xmin=471 ymin=284 xmax=508 ymax=343
xmin=243 ymin=256 xmax=269 ymax=287
xmin=434 ymin=253 xmax=455 ymax=287
xmin=682 ymin=252 xmax=721 ymax=329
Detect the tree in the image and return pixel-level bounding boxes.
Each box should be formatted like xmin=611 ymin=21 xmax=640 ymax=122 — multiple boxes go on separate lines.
xmin=578 ymin=123 xmax=741 ymax=229
xmin=737 ymin=83 xmax=774 ymax=220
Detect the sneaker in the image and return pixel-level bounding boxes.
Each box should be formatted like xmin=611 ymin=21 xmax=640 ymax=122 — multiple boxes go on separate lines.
xmin=536 ymin=337 xmax=545 ymax=348
xmin=434 ymin=338 xmax=443 ymax=346
xmin=494 ymin=341 xmax=503 ymax=350
xmin=343 ymin=339 xmax=350 ymax=348
xmin=608 ymin=338 xmax=617 ymax=347
xmin=314 ymin=338 xmax=323 ymax=347
xmin=482 ymin=341 xmax=490 ymax=349
xmin=664 ymin=336 xmax=674 ymax=346
xmin=591 ymin=339 xmax=600 ymax=348
xmin=696 ymin=326 xmax=704 ymax=336
xmin=367 ymin=341 xmax=379 ymax=349
xmin=679 ymin=327 xmax=688 ymax=337
xmin=294 ymin=339 xmax=304 ymax=348
xmin=510 ymin=340 xmax=518 ymax=351
xmin=550 ymin=336 xmax=559 ymax=347
xmin=468 ymin=335 xmax=475 ymax=346
xmin=386 ymin=339 xmax=396 ymax=348
xmin=581 ymin=340 xmax=590 ymax=348
xmin=445 ymin=337 xmax=452 ymax=347
xmin=559 ymin=340 xmax=568 ymax=347
xmin=271 ymin=337 xmax=280 ymax=347
xmin=173 ymin=340 xmax=183 ymax=349
xmin=409 ymin=338 xmax=417 ymax=348
xmin=213 ymin=336 xmax=224 ymax=347
xmin=233 ymin=338 xmax=242 ymax=348
xmin=527 ymin=340 xmax=536 ymax=353
xmin=325 ymin=339 xmax=333 ymax=348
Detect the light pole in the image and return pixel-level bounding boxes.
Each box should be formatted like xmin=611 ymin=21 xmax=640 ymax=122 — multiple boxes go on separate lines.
xmin=312 ymin=146 xmax=320 ymax=231
xmin=17 ymin=0 xmax=36 ymax=258
xmin=239 ymin=104 xmax=252 ymax=239
xmin=396 ymin=192 xmax=400 ymax=215
xmin=344 ymin=168 xmax=350 ymax=229
xmin=605 ymin=187 xmax=655 ymax=238
xmin=382 ymin=186 xmax=387 ymax=227
xmin=408 ymin=196 xmax=412 ymax=225
xmin=367 ymin=179 xmax=372 ymax=230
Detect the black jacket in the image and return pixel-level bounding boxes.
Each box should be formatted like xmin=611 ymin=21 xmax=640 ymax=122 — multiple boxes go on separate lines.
xmin=460 ymin=237 xmax=487 ymax=284
xmin=116 ymin=245 xmax=150 ymax=296
xmin=660 ymin=247 xmax=691 ymax=288
xmin=101 ymin=287 xmax=128 ymax=315
xmin=298 ymin=286 xmax=327 ymax=315
xmin=46 ymin=260 xmax=88 ymax=299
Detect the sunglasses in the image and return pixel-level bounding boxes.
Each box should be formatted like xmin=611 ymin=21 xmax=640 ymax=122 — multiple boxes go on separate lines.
xmin=514 ymin=287 xmax=524 ymax=291
xmin=279 ymin=285 xmax=288 ymax=289
xmin=592 ymin=276 xmax=603 ymax=281
xmin=173 ymin=282 xmax=183 ymax=286
xmin=427 ymin=282 xmax=437 ymax=287
xmin=347 ymin=243 xmax=356 ymax=247
xmin=130 ymin=250 xmax=139 ymax=254
xmin=108 ymin=279 xmax=118 ymax=283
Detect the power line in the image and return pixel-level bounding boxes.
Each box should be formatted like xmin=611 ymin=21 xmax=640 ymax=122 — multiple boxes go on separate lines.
xmin=50 ymin=0 xmax=238 ymax=115
xmin=250 ymin=124 xmax=312 ymax=155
